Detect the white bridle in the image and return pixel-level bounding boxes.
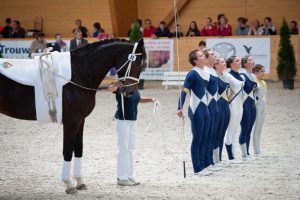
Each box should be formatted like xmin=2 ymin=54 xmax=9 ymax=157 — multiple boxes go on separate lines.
xmin=117 ymin=42 xmax=143 ymax=88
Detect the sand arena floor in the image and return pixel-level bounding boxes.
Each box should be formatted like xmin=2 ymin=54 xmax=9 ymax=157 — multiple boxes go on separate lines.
xmin=0 ymin=81 xmax=299 ymax=200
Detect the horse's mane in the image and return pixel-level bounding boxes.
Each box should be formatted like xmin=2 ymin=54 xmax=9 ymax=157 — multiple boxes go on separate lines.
xmin=74 ymin=38 xmax=133 ymax=53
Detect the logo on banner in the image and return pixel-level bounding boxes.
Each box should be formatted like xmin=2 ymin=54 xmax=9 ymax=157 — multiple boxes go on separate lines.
xmin=1 ymin=62 xmax=13 ymax=69
xmin=243 ymin=45 xmax=252 ymax=54
xmin=212 ymin=42 xmax=236 ymax=59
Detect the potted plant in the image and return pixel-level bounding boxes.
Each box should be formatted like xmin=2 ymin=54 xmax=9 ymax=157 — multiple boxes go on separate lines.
xmin=129 ymin=21 xmax=145 ymax=90
xmin=277 ymin=18 xmax=297 ymax=89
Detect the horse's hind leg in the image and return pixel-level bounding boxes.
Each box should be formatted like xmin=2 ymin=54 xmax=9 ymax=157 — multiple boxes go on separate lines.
xmin=73 ymin=119 xmax=87 ymax=190
xmin=61 ymin=120 xmax=84 ymax=194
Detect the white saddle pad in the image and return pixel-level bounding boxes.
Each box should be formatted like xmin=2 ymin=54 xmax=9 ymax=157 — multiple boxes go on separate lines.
xmin=0 ymin=51 xmax=71 ymax=123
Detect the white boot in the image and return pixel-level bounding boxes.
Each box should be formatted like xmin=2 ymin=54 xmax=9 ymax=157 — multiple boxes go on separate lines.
xmin=194 ymin=169 xmax=213 ymax=176
xmin=74 ymin=157 xmax=87 ymax=190
xmin=61 ymin=161 xmax=77 ymax=194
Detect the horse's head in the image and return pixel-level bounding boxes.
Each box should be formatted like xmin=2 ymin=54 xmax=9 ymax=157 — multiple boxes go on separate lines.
xmin=116 ymin=39 xmax=146 ymax=97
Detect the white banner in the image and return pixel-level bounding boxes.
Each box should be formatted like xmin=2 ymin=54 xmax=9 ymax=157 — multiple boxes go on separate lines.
xmin=140 ymin=39 xmax=174 ymax=80
xmin=0 ymin=40 xmax=70 ymax=59
xmin=206 ymin=38 xmax=271 ymax=73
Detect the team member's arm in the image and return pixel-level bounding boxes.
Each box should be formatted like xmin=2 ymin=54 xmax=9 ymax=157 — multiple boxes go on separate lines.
xmin=177 ymin=72 xmax=194 ymax=118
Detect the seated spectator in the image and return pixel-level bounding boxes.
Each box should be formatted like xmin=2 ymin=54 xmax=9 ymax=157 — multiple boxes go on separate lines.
xmin=54 ymin=33 xmax=67 ymax=52
xmin=128 ymin=20 xmax=143 ymax=37
xmin=93 ymin=22 xmax=105 ymax=38
xmin=217 ymin=16 xmax=232 ymax=36
xmin=235 ymin=17 xmax=249 ymax=36
xmin=1 ymin=18 xmax=13 ymax=38
xmin=201 ymin=17 xmax=217 ymax=36
xmin=186 ymin=21 xmax=201 ymax=37
xmin=143 ymin=19 xmax=156 ymax=37
xmin=70 ymin=29 xmax=88 ymax=51
xmin=153 ymin=21 xmax=171 ymax=38
xmin=97 ymin=32 xmax=110 ymax=40
xmin=171 ymin=24 xmax=183 ymax=38
xmin=248 ymin=19 xmax=261 ymax=35
xmin=289 ymin=21 xmax=298 ymax=35
xmin=29 ymin=32 xmax=47 ymax=57
xmin=258 ymin=17 xmax=276 ymax=35
xmin=10 ymin=20 xmax=26 ymax=38
xmin=199 ymin=40 xmax=206 ymax=51
xmin=72 ymin=19 xmax=89 ymax=38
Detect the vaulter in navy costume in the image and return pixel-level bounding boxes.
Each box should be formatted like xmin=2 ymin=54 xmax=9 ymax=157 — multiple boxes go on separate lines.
xmin=203 ymin=49 xmax=221 ymax=172
xmin=225 ymin=56 xmax=244 ymax=164
xmin=239 ymin=55 xmax=257 ymax=159
xmin=214 ymin=57 xmax=231 ymax=164
xmin=177 ymin=50 xmax=212 ymax=176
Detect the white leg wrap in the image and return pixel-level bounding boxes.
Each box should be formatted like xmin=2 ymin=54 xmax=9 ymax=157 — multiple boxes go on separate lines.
xmin=61 ymin=161 xmax=71 ymax=182
xmin=74 ymin=157 xmax=82 ymax=178
xmin=240 ymin=143 xmax=247 ymax=158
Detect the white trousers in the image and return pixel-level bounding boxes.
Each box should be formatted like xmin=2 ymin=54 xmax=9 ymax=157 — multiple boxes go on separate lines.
xmin=252 ymin=100 xmax=266 ymax=154
xmin=226 ymin=98 xmax=243 ymax=158
xmin=116 ymin=119 xmax=137 ymax=180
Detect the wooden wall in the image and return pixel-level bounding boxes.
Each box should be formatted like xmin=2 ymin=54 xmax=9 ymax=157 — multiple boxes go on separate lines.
xmin=137 ymin=0 xmax=300 ymax=35
xmin=0 ymin=0 xmax=113 ymax=38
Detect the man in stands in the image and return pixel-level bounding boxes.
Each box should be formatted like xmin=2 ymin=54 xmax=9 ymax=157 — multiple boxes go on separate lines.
xmin=72 ymin=19 xmax=89 ymax=38
xmin=1 ymin=18 xmax=13 ymax=38
xmin=70 ymin=29 xmax=88 ymax=51
xmin=10 ymin=20 xmax=26 ymax=38
xmin=201 ymin=17 xmax=218 ymax=36
xmin=143 ymin=19 xmax=156 ymax=37
xmin=153 ymin=21 xmax=171 ymax=38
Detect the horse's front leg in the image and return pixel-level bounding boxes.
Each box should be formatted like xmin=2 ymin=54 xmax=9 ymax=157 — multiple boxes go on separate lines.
xmin=73 ymin=119 xmax=87 ymax=190
xmin=61 ymin=119 xmax=84 ymax=194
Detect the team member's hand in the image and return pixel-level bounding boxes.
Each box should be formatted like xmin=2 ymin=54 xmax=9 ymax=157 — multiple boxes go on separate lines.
xmin=177 ymin=110 xmax=184 ymax=118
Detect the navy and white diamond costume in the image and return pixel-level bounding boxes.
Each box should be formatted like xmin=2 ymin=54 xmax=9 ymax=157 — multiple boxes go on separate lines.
xmin=239 ymin=68 xmax=257 ymax=158
xmin=178 ymin=66 xmax=210 ymax=173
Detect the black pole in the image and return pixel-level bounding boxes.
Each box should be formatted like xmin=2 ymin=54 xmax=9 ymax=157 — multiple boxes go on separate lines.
xmin=183 ymin=161 xmax=186 ymax=178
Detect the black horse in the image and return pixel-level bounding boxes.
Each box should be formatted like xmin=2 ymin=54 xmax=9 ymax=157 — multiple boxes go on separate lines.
xmin=0 ymin=38 xmax=146 ymax=194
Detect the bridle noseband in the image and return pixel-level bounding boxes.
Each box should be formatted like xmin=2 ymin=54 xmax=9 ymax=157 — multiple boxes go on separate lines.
xmin=117 ymin=42 xmax=143 ymax=88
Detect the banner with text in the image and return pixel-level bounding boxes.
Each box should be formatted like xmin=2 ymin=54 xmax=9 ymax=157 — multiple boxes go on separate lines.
xmin=140 ymin=39 xmax=174 ymax=80
xmin=206 ymin=38 xmax=271 ymax=73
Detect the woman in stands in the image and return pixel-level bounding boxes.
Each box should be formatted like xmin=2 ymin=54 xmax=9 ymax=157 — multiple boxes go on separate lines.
xmin=186 ymin=21 xmax=201 ymax=37
xmin=252 ymin=64 xmax=267 ymax=157
xmin=239 ymin=56 xmax=257 ymax=160
xmin=224 ymin=56 xmax=244 ymax=164
xmin=177 ymin=50 xmax=212 ymax=176
xmin=214 ymin=57 xmax=230 ymax=165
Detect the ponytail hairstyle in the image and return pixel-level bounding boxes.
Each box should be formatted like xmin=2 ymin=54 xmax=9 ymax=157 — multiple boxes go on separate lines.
xmin=252 ymin=64 xmax=264 ymax=74
xmin=226 ymin=56 xmax=237 ymax=68
xmin=241 ymin=55 xmax=250 ymax=68
xmin=189 ymin=49 xmax=199 ymax=66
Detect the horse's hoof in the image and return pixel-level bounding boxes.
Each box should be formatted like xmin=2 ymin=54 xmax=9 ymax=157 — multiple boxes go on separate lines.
xmin=76 ymin=184 xmax=87 ymax=190
xmin=65 ymin=187 xmax=77 ymax=194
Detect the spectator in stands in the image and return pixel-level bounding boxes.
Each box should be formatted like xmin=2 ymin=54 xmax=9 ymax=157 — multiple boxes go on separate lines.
xmin=289 ymin=21 xmax=298 ymax=35
xmin=235 ymin=17 xmax=249 ymax=36
xmin=70 ymin=29 xmax=88 ymax=51
xmin=29 ymin=32 xmax=47 ymax=57
xmin=198 ymin=40 xmax=206 ymax=51
xmin=136 ymin=19 xmax=144 ymax=34
xmin=201 ymin=17 xmax=218 ymax=36
xmin=248 ymin=19 xmax=261 ymax=36
xmin=93 ymin=22 xmax=105 ymax=38
xmin=186 ymin=21 xmax=201 ymax=37
xmin=217 ymin=16 xmax=232 ymax=36
xmin=128 ymin=20 xmax=143 ymax=37
xmin=97 ymin=31 xmax=110 ymax=40
xmin=143 ymin=19 xmax=156 ymax=37
xmin=1 ymin=18 xmax=13 ymax=38
xmin=55 ymin=33 xmax=67 ymax=52
xmin=258 ymin=17 xmax=276 ymax=35
xmin=72 ymin=19 xmax=89 ymax=38
xmin=171 ymin=24 xmax=183 ymax=38
xmin=153 ymin=21 xmax=171 ymax=38
xmin=10 ymin=20 xmax=26 ymax=38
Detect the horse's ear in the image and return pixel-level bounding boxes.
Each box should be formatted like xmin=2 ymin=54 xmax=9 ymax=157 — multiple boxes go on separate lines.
xmin=137 ymin=38 xmax=144 ymax=47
